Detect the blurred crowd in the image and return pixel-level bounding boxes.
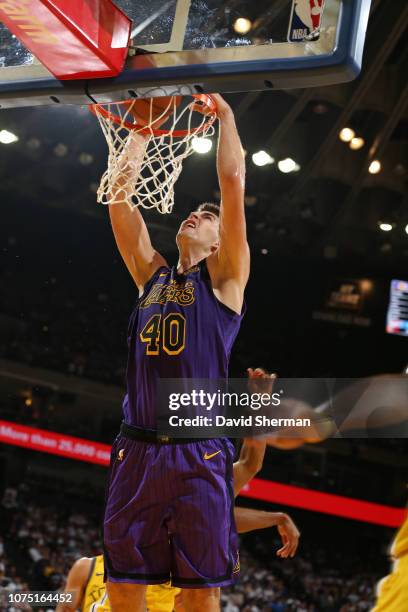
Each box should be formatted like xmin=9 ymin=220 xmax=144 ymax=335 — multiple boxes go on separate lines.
xmin=0 ymin=282 xmax=129 ymax=386
xmin=221 ymin=540 xmax=378 ymax=611
xmin=0 ymin=484 xmax=382 ymax=611
xmin=0 ymin=485 xmax=101 ymax=611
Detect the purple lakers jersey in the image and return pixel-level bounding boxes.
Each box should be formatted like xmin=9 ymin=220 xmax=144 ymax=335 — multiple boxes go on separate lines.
xmin=122 ymin=261 xmax=245 ymax=428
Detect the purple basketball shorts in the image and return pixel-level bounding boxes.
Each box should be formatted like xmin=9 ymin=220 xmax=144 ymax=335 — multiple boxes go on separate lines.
xmin=103 ymin=435 xmax=239 ymax=588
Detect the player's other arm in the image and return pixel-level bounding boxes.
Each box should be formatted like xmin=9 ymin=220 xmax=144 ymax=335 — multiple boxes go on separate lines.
xmin=207 ymin=95 xmax=249 ymax=309
xmin=232 ymin=436 xmax=300 ymax=559
xmin=233 ymin=367 xmax=277 ymax=494
xmin=56 ymin=557 xmax=90 ymax=612
xmin=107 ymin=132 xmax=168 ymax=292
xmin=234 ymin=508 xmax=300 ymax=558
xmin=233 ymin=438 xmax=266 ymax=496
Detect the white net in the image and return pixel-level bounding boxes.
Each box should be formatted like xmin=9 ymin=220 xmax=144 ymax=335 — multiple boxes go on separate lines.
xmin=92 ymin=96 xmax=217 ymax=214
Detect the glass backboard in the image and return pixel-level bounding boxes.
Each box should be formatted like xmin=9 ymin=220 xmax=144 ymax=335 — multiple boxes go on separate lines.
xmin=0 ymin=0 xmax=372 ymax=108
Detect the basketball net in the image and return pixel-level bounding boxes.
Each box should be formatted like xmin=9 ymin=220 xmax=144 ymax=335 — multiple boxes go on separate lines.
xmin=91 ymin=95 xmax=217 ymax=214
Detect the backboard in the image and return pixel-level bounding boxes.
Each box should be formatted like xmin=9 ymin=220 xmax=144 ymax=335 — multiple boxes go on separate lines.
xmin=0 ymin=0 xmax=372 ymax=108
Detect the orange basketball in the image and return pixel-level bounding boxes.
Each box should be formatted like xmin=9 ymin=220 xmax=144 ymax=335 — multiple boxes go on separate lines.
xmin=266 ymin=438 xmax=306 ymax=450
xmin=126 ymin=96 xmax=182 ymax=128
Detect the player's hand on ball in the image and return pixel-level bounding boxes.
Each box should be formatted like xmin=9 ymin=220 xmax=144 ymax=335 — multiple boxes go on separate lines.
xmin=276 ymin=513 xmax=300 ymax=558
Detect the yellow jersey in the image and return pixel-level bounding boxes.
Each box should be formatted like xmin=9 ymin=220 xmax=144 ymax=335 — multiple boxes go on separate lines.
xmin=391 ymin=514 xmax=408 ymax=559
xmin=372 ymin=515 xmax=408 ymax=612
xmin=82 ymin=556 xmax=180 ymax=612
xmin=82 ymin=556 xmax=109 ymax=612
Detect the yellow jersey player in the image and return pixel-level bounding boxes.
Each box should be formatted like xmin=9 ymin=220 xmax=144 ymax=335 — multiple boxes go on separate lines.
xmin=57 ymin=554 xmax=178 ymax=612
xmin=372 ymin=513 xmax=408 ymax=611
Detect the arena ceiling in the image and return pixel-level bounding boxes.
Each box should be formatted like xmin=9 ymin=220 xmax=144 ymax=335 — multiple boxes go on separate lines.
xmin=0 ymin=0 xmax=406 ymax=269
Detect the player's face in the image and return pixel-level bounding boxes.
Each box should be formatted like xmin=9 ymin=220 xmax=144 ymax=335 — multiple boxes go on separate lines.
xmin=177 ymin=210 xmax=219 ymax=251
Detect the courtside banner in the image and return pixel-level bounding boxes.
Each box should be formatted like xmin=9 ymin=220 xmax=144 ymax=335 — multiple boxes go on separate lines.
xmin=240 ymin=479 xmax=407 ymax=528
xmin=0 ymin=420 xmax=111 ymax=466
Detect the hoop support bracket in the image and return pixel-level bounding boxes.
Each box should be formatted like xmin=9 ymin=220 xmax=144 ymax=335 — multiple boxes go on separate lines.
xmin=0 ymin=0 xmax=132 ymax=79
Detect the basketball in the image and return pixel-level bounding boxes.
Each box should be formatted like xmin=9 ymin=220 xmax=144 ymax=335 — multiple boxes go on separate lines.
xmin=126 ymin=96 xmax=182 ymax=128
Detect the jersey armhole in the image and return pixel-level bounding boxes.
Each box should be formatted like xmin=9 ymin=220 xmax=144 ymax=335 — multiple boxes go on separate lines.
xmin=202 ymin=259 xmax=246 ymax=318
xmin=84 ymin=557 xmax=96 ymax=594
xmin=136 ymin=265 xmax=171 ymax=304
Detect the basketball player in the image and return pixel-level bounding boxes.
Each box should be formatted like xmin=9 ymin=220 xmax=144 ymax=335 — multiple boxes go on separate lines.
xmin=372 ymin=512 xmax=408 ymax=611
xmin=57 ymin=424 xmax=300 ymax=612
xmin=103 ymin=94 xmax=249 ymax=612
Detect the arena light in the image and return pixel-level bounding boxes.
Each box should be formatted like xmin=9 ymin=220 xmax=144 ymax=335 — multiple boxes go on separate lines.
xmin=54 ymin=143 xmax=68 ymax=157
xmin=394 ymin=163 xmax=406 ymax=176
xmin=405 ymin=224 xmax=408 ymax=235
xmin=244 ymin=195 xmax=257 ymax=206
xmin=233 ymin=17 xmax=252 ymax=34
xmin=79 ymin=152 xmax=94 ymax=165
xmin=192 ymin=137 xmax=213 ymax=154
xmin=379 ymin=222 xmax=393 ymax=232
xmin=360 ymin=279 xmax=373 ymax=292
xmin=339 ymin=127 xmax=355 ymax=143
xmin=380 ymin=243 xmax=392 ymax=253
xmin=252 ymin=150 xmax=274 ymax=167
xmin=349 ymin=137 xmax=365 ymax=150
xmin=278 ymin=158 xmax=300 ymax=173
xmin=27 ymin=137 xmax=41 ymax=150
xmin=313 ymin=103 xmax=328 ymax=114
xmin=0 ymin=129 xmax=18 ymax=144
xmin=369 ymin=160 xmax=381 ymax=174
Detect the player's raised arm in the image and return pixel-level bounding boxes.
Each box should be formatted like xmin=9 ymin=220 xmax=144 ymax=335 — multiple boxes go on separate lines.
xmin=107 ymin=130 xmax=168 ymax=293
xmin=199 ymin=95 xmax=249 ymax=312
xmin=214 ymin=95 xmax=249 ymax=279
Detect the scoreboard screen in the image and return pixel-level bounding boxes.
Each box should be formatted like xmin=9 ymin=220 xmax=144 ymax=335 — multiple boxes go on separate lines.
xmin=386 ymin=280 xmax=408 ymax=337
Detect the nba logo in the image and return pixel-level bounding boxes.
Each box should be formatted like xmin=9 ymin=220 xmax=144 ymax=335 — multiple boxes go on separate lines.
xmin=288 ymin=0 xmax=325 ymax=42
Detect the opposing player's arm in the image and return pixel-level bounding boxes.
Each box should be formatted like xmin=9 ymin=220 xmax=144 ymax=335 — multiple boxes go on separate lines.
xmin=233 ymin=438 xmax=266 ymax=496
xmin=107 ymin=132 xmax=168 ymax=292
xmin=56 ymin=556 xmax=91 ymax=612
xmin=234 ymin=508 xmax=300 ymax=558
xmin=233 ymin=367 xmax=278 ymax=493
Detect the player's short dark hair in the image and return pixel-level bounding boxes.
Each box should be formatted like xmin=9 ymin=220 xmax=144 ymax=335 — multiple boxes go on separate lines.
xmin=196 ymin=202 xmax=220 ymax=217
